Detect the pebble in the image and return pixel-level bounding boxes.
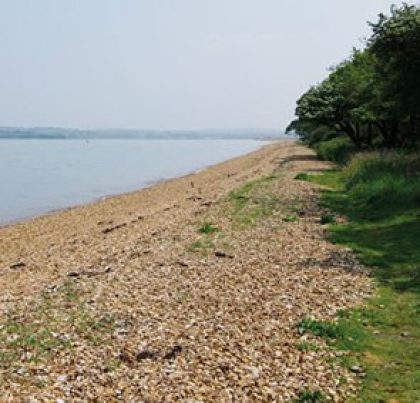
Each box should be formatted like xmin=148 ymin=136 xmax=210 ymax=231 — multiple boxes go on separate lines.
xmin=0 ymin=143 xmax=373 ymax=401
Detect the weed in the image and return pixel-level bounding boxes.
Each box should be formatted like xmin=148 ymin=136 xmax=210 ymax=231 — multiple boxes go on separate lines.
xmin=320 ymin=214 xmax=336 ymax=225
xmin=0 ymin=319 xmax=69 ymax=364
xmin=297 ymin=318 xmax=340 ymax=339
xmin=297 ymin=341 xmax=319 ymax=352
xmin=296 ymin=389 xmax=326 ymax=402
xmin=282 ymin=214 xmax=298 ymax=223
xmin=198 ymin=222 xmax=219 ymax=234
xmin=105 ymin=358 xmax=121 ymax=373
xmin=295 ymin=172 xmax=310 ymax=181
xmin=188 ymin=239 xmax=214 ymax=253
xmin=228 ymin=175 xmax=281 ymax=227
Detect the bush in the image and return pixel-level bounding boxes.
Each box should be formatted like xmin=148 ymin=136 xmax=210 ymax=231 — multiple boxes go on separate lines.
xmin=342 ymin=152 xmax=420 ymax=218
xmin=344 ymin=152 xmax=420 ymax=189
xmin=315 ymin=137 xmax=355 ymax=165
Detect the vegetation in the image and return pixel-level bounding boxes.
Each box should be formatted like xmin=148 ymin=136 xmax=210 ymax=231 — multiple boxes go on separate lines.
xmin=294 ymin=172 xmax=309 ymax=181
xmin=198 ymin=222 xmax=219 ymax=234
xmin=297 ymin=153 xmax=420 ymax=401
xmin=297 ymin=318 xmax=341 ymax=339
xmin=0 ymin=282 xmax=115 ymax=368
xmin=282 ymin=214 xmax=298 ymax=223
xmin=288 ymin=8 xmax=420 ymax=397
xmin=295 ymin=389 xmax=325 ymax=402
xmin=314 ymin=137 xmax=354 ymax=165
xmin=188 ymin=239 xmax=215 ymax=253
xmin=297 ymin=340 xmax=319 ymax=353
xmin=319 ymin=214 xmax=336 ymax=225
xmin=287 ymin=4 xmax=420 ymax=151
xmin=228 ymin=175 xmax=280 ymax=227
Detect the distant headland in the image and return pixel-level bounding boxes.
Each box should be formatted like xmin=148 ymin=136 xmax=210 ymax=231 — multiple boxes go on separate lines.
xmin=0 ymin=127 xmax=286 ymax=140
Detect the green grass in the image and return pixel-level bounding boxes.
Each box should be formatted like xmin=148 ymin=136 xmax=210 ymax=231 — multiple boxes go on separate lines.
xmin=297 ymin=341 xmax=319 ymax=352
xmin=0 ymin=321 xmax=68 ymax=364
xmin=282 ymin=214 xmax=298 ymax=223
xmin=307 ymin=153 xmax=420 ymax=402
xmin=296 ymin=389 xmax=326 ymax=402
xmin=320 ymin=214 xmax=336 ymax=225
xmin=198 ymin=222 xmax=219 ymax=234
xmin=188 ymin=239 xmax=215 ymax=253
xmin=228 ymin=175 xmax=281 ymax=227
xmin=294 ymin=172 xmax=310 ymax=181
xmin=0 ymin=284 xmax=116 ymax=369
xmin=297 ymin=318 xmax=341 ymax=339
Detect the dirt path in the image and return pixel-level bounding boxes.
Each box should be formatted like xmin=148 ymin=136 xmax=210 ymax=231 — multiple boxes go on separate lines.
xmin=0 ymin=141 xmax=372 ymax=401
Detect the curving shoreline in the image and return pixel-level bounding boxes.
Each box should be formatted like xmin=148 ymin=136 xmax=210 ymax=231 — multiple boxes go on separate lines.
xmin=0 ymin=141 xmax=372 ymax=400
xmin=0 ymin=140 xmax=276 ymax=230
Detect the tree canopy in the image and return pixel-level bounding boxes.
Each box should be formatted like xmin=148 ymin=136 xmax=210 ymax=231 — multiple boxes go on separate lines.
xmin=287 ymin=4 xmax=420 ymax=150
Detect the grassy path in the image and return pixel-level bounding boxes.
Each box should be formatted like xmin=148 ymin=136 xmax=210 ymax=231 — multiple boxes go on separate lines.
xmin=301 ymin=170 xmax=420 ymax=402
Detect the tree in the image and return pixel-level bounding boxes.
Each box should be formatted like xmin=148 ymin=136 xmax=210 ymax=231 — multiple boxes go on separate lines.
xmin=288 ymin=4 xmax=420 ymax=150
xmin=369 ymin=3 xmax=420 ymax=146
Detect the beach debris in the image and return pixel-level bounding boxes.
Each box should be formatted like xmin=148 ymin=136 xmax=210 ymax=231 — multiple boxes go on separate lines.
xmin=246 ymin=366 xmax=261 ymax=379
xmin=97 ymin=219 xmax=113 ymax=225
xmin=45 ymin=284 xmax=58 ymax=293
xmin=136 ymin=350 xmax=157 ymax=361
xmin=175 ymin=260 xmax=189 ymax=267
xmin=186 ymin=195 xmax=203 ymax=201
xmin=214 ymin=250 xmax=234 ymax=259
xmin=163 ymin=345 xmax=182 ymax=360
xmin=349 ymin=365 xmax=364 ymax=374
xmin=102 ymin=222 xmax=127 ymax=234
xmin=9 ymin=261 xmax=26 ymax=269
xmin=67 ymin=266 xmax=112 ymax=278
xmin=85 ymin=266 xmax=113 ymax=277
xmin=130 ymin=215 xmax=144 ymax=223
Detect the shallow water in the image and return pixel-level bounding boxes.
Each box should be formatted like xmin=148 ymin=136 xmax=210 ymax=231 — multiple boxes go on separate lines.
xmin=0 ymin=139 xmax=266 ymax=224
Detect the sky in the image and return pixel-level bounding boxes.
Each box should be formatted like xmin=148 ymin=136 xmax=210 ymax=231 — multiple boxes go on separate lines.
xmin=0 ymin=1 xmax=415 ymax=131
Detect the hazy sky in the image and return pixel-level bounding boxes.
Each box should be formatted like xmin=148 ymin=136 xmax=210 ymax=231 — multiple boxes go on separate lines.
xmin=0 ymin=1 xmax=414 ymax=130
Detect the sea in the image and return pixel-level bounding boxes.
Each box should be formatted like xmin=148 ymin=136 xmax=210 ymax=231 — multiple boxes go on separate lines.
xmin=0 ymin=139 xmax=268 ymax=224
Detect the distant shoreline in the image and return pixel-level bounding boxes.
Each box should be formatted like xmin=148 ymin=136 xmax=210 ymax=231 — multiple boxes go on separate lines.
xmin=0 ymin=127 xmax=288 ymax=141
xmin=0 ymin=136 xmax=284 ymax=141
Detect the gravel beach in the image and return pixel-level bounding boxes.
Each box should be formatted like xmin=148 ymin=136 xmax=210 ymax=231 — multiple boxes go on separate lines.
xmin=0 ymin=141 xmax=372 ymax=401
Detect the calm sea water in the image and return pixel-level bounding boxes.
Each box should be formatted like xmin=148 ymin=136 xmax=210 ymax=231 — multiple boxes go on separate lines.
xmin=0 ymin=139 xmax=265 ymax=224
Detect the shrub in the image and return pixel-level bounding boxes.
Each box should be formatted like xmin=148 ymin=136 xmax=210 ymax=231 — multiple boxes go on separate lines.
xmin=297 ymin=318 xmax=341 ymax=339
xmin=344 ymin=152 xmax=420 ymax=189
xmin=315 ymin=137 xmax=355 ymax=165
xmin=342 ymin=152 xmax=420 ymax=218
